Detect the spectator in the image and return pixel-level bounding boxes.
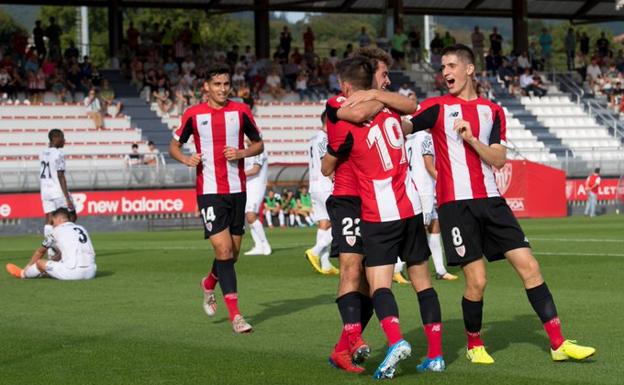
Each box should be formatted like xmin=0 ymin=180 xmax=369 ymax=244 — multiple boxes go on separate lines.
xmin=565 ymin=28 xmax=576 ymax=71
xmin=586 ymin=59 xmax=602 ymax=90
xmin=125 ymin=143 xmax=144 ymax=183
xmin=279 ymin=26 xmax=293 ymax=61
xmin=390 ymin=26 xmax=408 ymax=69
xmin=49 ymin=68 xmax=67 ymax=103
xmin=398 ymin=82 xmax=414 ymax=97
xmin=84 ymin=88 xmax=104 ymax=130
xmin=45 ymin=17 xmax=62 ymax=61
xmin=265 ymin=68 xmax=286 ymax=100
xmin=66 ymin=63 xmax=85 ymax=101
xmin=596 ymin=32 xmax=609 ymax=58
xmin=539 ymin=28 xmax=553 ymax=70
xmin=584 ymin=168 xmax=601 ymax=217
xmin=308 ymin=70 xmax=328 ymax=100
xmin=328 ymin=48 xmax=339 ymax=66
xmin=126 ymin=21 xmax=140 ymax=51
xmin=64 ymin=41 xmax=80 ymax=64
xmin=328 ymin=72 xmax=340 ymax=94
xmin=518 ymin=51 xmax=531 ymax=70
xmin=0 ymin=67 xmax=14 ymax=103
xmin=471 ymin=26 xmax=485 ymax=71
xmin=303 ymin=26 xmax=315 ymax=53
xmin=430 ymin=32 xmax=444 ymax=57
xmin=143 ymin=141 xmax=160 ymax=166
xmin=343 ymin=43 xmax=354 ymax=59
xmin=408 ymin=25 xmax=421 ymax=63
xmin=295 ymin=70 xmax=313 ymax=101
xmin=489 ymin=27 xmax=503 ymax=56
xmin=357 ymin=26 xmax=372 ymax=48
xmin=33 ymin=20 xmax=46 ymax=60
xmin=579 ymin=31 xmax=590 ymax=57
xmin=100 ymin=79 xmax=122 ymax=118
xmin=442 ymin=31 xmax=456 ymax=48
xmin=264 ymin=189 xmax=285 ymax=228
xmin=153 ymin=86 xmax=173 ymax=117
xmin=181 ymin=55 xmax=196 ymax=75
xmin=226 ymin=45 xmax=239 ymax=67
xmin=290 ymin=47 xmax=303 ymax=65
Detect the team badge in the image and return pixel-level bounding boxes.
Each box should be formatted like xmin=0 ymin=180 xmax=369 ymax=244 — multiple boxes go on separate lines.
xmin=455 ymin=245 xmax=466 ymax=257
xmin=494 ymin=163 xmax=513 ymax=195
xmin=346 ymin=236 xmax=356 ymax=247
xmin=206 ymin=222 xmax=212 ymax=232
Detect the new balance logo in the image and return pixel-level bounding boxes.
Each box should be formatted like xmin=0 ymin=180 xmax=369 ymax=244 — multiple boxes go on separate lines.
xmin=200 ymin=120 xmax=209 ymax=126
xmin=449 ymin=112 xmax=459 ymax=117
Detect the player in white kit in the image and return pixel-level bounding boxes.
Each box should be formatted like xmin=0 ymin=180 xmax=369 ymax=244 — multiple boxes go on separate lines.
xmin=305 ymin=112 xmax=339 ymax=275
xmin=405 ymin=129 xmax=458 ymax=281
xmin=40 ymin=129 xmax=75 ymax=252
xmin=6 ymin=208 xmax=97 ymax=281
xmin=244 ymin=143 xmax=272 ymax=255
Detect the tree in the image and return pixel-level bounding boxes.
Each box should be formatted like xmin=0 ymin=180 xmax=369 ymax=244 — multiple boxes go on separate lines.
xmin=0 ymin=9 xmax=27 ymax=48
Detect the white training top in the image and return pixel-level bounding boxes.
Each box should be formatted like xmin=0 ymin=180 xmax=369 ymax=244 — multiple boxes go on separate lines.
xmin=245 ymin=151 xmax=269 ymax=192
xmin=43 ymin=222 xmax=96 ymax=269
xmin=39 ymin=147 xmax=66 ymax=200
xmin=405 ymin=130 xmax=435 ymax=197
xmin=308 ymin=130 xmax=334 ymax=194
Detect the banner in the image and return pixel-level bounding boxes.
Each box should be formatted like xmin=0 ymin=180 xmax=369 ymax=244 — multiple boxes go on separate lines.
xmin=494 ymin=160 xmax=567 ymax=218
xmin=565 ymin=178 xmax=620 ymax=201
xmin=0 ymin=189 xmax=197 ymax=219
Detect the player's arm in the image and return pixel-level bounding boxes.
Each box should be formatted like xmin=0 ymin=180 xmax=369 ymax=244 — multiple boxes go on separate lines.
xmin=342 ymin=89 xmax=417 ymax=115
xmin=453 ymin=118 xmax=507 ymax=169
xmin=423 ymin=155 xmax=437 ymax=180
xmin=56 ymin=170 xmax=74 ymax=211
xmin=404 ymin=104 xmax=440 ymax=136
xmin=245 ymin=164 xmax=261 ymax=177
xmin=169 ymin=115 xmax=202 ymax=167
xmin=224 ymin=110 xmax=264 ymax=160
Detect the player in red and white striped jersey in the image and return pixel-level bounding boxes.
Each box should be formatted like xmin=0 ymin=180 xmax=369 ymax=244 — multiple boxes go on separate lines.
xmin=169 ymin=64 xmax=264 ymax=334
xmin=324 ymin=57 xmax=445 ymax=379
xmin=403 ymin=44 xmax=594 ymax=363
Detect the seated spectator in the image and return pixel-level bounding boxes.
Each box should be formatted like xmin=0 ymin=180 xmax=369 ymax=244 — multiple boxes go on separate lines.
xmin=398 ymin=82 xmax=414 ymax=97
xmin=84 ymin=88 xmax=104 ymax=129
xmin=153 ymin=86 xmax=173 ymax=117
xmin=265 ymin=68 xmax=286 ymax=100
xmin=264 ymin=190 xmax=285 ymax=228
xmin=66 ymin=63 xmax=85 ymax=102
xmin=586 ymin=59 xmax=602 ymax=91
xmin=237 ymin=82 xmax=254 ymax=110
xmin=0 ymin=67 xmax=13 ymax=103
xmin=328 ymin=72 xmax=340 ymax=94
xmin=295 ymin=185 xmax=314 ymax=226
xmin=296 ymin=70 xmax=313 ymax=101
xmin=124 ymin=143 xmax=144 ymax=183
xmin=100 ymin=79 xmax=122 ymax=118
xmin=49 ymin=68 xmax=67 ymax=103
xmin=308 ymin=70 xmax=328 ymax=100
xmin=143 ymin=141 xmax=160 ymax=166
xmin=609 ymin=81 xmax=623 ymax=109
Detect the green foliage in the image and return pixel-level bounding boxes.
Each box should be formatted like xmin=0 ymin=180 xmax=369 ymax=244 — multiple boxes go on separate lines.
xmin=0 ymin=9 xmax=27 ymax=46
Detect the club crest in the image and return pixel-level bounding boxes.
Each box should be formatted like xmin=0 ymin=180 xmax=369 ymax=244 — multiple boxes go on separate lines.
xmin=494 ymin=163 xmax=513 ymax=195
xmin=455 ymin=245 xmax=466 ymax=257
xmin=346 ymin=236 xmax=356 ymax=247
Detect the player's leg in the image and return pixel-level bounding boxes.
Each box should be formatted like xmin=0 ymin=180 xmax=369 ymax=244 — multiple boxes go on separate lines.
xmin=428 ymin=218 xmax=457 ymax=281
xmin=461 ymin=258 xmax=494 ymax=364
xmin=245 ymin=211 xmax=262 ymax=254
xmin=265 ymin=209 xmax=274 ymax=228
xmin=392 ymin=257 xmax=409 ymax=284
xmin=505 ymin=247 xmax=595 ymax=360
xmin=278 ymin=209 xmax=285 ymax=227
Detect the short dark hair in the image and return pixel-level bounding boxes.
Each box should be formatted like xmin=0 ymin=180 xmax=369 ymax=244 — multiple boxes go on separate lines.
xmin=441 ymin=44 xmax=475 ymax=65
xmin=594 ymin=167 xmax=600 ymax=173
xmin=148 ymin=140 xmax=154 ymax=146
xmin=48 ymin=129 xmax=63 ymax=142
xmin=336 ymin=56 xmax=373 ymax=91
xmin=132 ymin=143 xmax=139 ymax=149
xmin=355 ymin=47 xmax=393 ymax=70
xmin=206 ymin=64 xmax=231 ymax=81
xmin=320 ymin=110 xmax=327 ymax=124
xmin=51 ymin=207 xmax=71 ymax=220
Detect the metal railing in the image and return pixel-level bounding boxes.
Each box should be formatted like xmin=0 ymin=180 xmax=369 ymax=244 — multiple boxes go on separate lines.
xmin=553 ymin=72 xmax=584 ymax=105
xmin=585 ymin=99 xmax=624 ymax=140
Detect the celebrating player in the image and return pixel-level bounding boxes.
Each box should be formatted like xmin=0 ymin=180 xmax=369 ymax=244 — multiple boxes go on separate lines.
xmin=169 ymin=64 xmax=264 ymax=334
xmin=324 ymin=57 xmax=444 ymax=379
xmin=405 ymin=127 xmax=458 ymax=281
xmin=403 ymin=44 xmax=595 ymax=363
xmin=322 ymin=49 xmax=419 ymax=374
xmin=244 ymin=140 xmax=272 ymax=255
xmin=40 ymin=129 xmax=76 ymax=254
xmin=305 ymin=111 xmax=339 ymax=275
xmin=6 ymin=208 xmax=96 ymax=281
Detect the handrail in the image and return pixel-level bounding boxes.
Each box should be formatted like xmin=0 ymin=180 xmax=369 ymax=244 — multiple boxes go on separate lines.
xmin=584 ymin=99 xmax=624 ymax=140
xmin=554 ymin=72 xmax=584 ymax=105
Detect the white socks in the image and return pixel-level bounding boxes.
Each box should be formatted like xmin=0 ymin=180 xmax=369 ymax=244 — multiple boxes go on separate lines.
xmin=44 ymin=224 xmax=57 ymax=259
xmin=320 ymin=249 xmax=331 ymax=270
xmin=23 ymin=263 xmax=41 ymax=278
xmin=428 ymin=233 xmax=447 ymax=276
xmin=311 ymin=228 xmax=332 ymax=256
xmin=250 ymin=220 xmax=268 ymax=247
xmin=264 ymin=211 xmax=273 ymax=226
xmin=394 ymin=258 xmax=405 ymax=274
xmin=289 ymin=213 xmax=295 ymax=226
xmin=295 ymin=215 xmax=303 ymax=226
xmin=305 ymin=216 xmax=314 ymax=226
xmin=278 ymin=211 xmax=285 ymax=227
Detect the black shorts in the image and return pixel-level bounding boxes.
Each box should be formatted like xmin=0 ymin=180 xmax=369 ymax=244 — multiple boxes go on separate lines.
xmin=197 ymin=193 xmax=246 ymax=239
xmin=391 ymin=49 xmax=405 ymax=60
xmin=326 ymin=195 xmax=364 ymax=258
xmin=361 ymin=215 xmax=430 ymax=268
xmin=438 ymin=197 xmax=530 ymax=266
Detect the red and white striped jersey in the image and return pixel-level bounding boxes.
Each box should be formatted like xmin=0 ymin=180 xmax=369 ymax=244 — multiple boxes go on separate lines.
xmin=328 ymin=107 xmax=422 ymax=223
xmin=174 ymin=100 xmax=262 ymax=195
xmin=409 ymin=94 xmax=506 ymax=206
xmin=325 ymin=95 xmax=359 ymax=197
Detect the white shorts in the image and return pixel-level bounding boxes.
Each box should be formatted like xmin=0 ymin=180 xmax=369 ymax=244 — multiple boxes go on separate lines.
xmin=311 ymin=191 xmax=331 ymax=222
xmin=42 ymin=197 xmax=68 ymax=214
xmin=245 ymin=185 xmax=266 ymax=214
xmin=45 ymin=261 xmax=97 ymax=280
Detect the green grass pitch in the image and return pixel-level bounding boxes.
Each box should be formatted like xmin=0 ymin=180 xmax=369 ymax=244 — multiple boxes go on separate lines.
xmin=1 ymin=215 xmax=623 ymax=385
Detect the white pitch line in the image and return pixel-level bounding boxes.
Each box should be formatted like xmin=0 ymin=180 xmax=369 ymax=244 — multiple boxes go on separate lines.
xmin=530 ymin=238 xmax=624 ymax=243
xmin=536 ymin=251 xmax=624 ymax=258
xmin=0 ymin=243 xmax=310 ymax=253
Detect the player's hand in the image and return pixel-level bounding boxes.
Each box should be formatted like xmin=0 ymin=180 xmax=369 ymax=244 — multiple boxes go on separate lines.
xmin=223 ymin=146 xmax=244 ymax=161
xmin=184 ymin=153 xmax=202 ymax=167
xmin=423 ymin=212 xmax=432 ymax=226
xmin=66 ymin=199 xmax=75 ymax=211
xmin=342 ymin=89 xmax=378 ymax=107
xmin=453 ymin=119 xmax=474 ymax=142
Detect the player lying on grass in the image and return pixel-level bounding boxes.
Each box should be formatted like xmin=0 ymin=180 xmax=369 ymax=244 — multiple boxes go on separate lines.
xmin=323 ymin=56 xmax=444 ymax=379
xmin=402 ymin=43 xmax=595 ymax=364
xmin=6 ymin=208 xmax=96 ymax=281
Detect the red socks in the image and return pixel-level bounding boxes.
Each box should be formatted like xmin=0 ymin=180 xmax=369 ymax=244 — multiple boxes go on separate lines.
xmin=380 ymin=316 xmax=403 ymax=346
xmin=334 ymin=323 xmax=362 ymax=353
xmin=223 ymin=293 xmax=241 ymax=321
xmin=543 ymin=317 xmax=565 ymax=350
xmin=423 ymin=323 xmax=443 ymax=358
xmin=466 ymin=331 xmax=484 ymax=349
xmin=202 ymin=273 xmax=218 ymax=291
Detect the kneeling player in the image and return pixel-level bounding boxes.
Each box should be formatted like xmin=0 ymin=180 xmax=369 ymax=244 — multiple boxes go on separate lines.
xmin=6 ymin=208 xmax=96 ymax=281
xmin=404 ymin=44 xmax=594 ymax=363
xmin=324 ymin=57 xmax=445 ymax=379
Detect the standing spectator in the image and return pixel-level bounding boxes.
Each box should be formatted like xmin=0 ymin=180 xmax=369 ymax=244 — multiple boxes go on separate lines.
xmin=408 ymin=25 xmax=421 ymax=63
xmin=357 ymin=26 xmax=372 ymax=48
xmin=564 ymin=28 xmax=576 ymax=71
xmin=471 ymin=26 xmax=485 ymax=71
xmin=64 ymin=41 xmax=80 ymax=64
xmin=596 ymin=32 xmax=609 ymax=58
xmin=33 ymin=20 xmax=46 ymax=60
xmin=584 ymin=168 xmax=601 ymax=217
xmin=430 ymin=32 xmax=444 ymax=55
xmin=303 ymin=26 xmax=315 ymax=53
xmin=161 ymin=20 xmax=174 ymax=55
xmin=126 ymin=21 xmax=140 ymax=51
xmin=390 ymin=26 xmax=408 ymax=69
xmin=442 ymin=31 xmax=456 ymax=48
xmin=489 ymin=27 xmax=503 ymax=56
xmin=279 ymin=26 xmax=293 ymax=61
xmin=539 ymin=28 xmax=553 ymax=70
xmin=66 ymin=63 xmax=84 ymax=102
xmin=84 ymin=88 xmax=104 ymax=130
xmin=125 ymin=143 xmax=144 ymax=184
xmin=45 ymin=17 xmax=62 ymax=61
xmin=579 ymin=31 xmax=590 ymax=57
